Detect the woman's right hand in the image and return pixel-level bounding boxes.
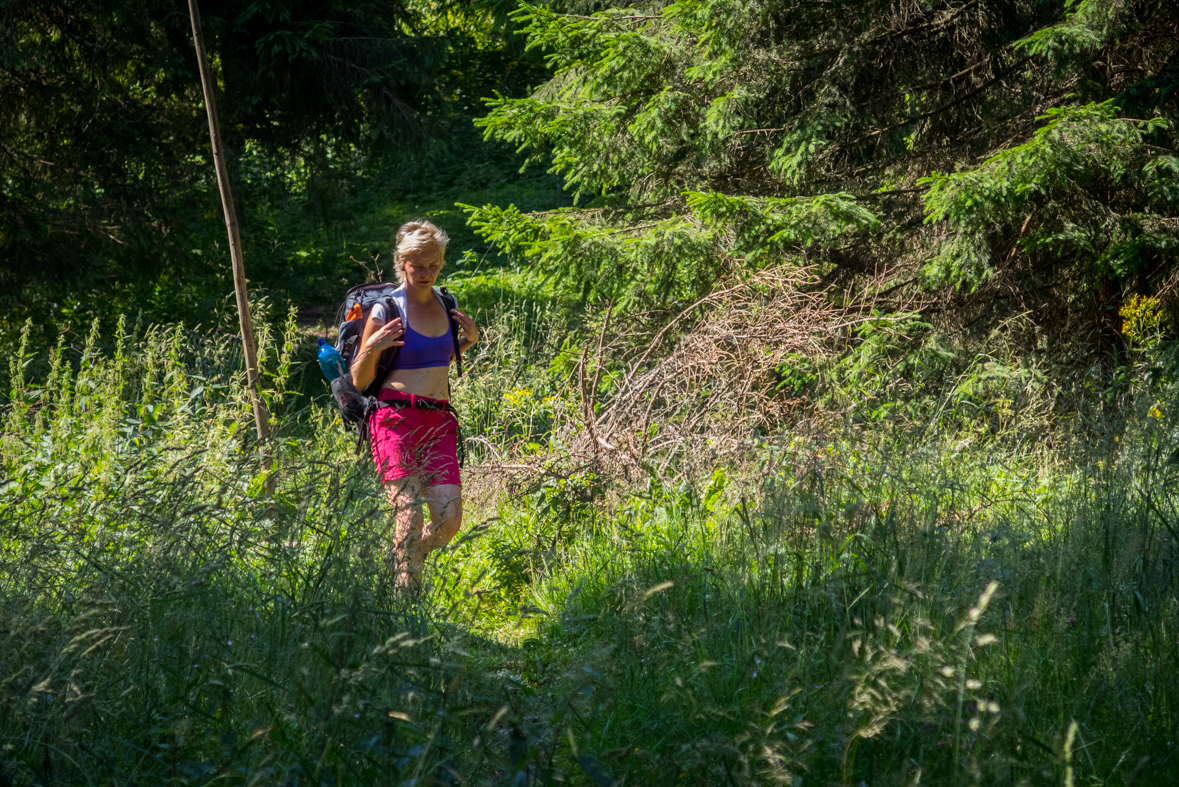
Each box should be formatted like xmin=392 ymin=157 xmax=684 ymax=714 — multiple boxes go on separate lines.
xmin=366 ymin=317 xmax=404 ymax=352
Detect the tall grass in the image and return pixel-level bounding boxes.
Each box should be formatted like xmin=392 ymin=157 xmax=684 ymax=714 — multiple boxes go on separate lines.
xmin=0 ymin=316 xmax=531 ymax=785
xmin=2 ymin=311 xmax=1177 ymax=785
xmin=463 ymin=425 xmax=1179 ymax=784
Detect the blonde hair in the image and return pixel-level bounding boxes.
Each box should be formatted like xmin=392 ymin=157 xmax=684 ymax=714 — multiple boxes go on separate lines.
xmin=394 ymin=220 xmax=449 ymax=282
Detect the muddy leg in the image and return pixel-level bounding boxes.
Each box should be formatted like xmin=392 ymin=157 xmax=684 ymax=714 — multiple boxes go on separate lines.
xmin=419 ymin=483 xmax=464 ymax=556
xmin=419 ymin=483 xmax=463 ymax=557
xmin=385 ymin=476 xmax=427 ymax=590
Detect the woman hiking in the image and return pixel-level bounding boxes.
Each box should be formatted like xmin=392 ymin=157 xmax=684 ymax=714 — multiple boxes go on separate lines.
xmin=349 ymin=220 xmax=479 ymax=591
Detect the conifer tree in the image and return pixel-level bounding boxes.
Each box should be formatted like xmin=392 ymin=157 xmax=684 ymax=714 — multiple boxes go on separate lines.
xmin=466 ymin=0 xmax=1179 ymax=321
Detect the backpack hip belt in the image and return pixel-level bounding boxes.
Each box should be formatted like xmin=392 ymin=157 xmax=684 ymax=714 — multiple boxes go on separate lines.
xmin=375 ymin=395 xmax=454 ymax=413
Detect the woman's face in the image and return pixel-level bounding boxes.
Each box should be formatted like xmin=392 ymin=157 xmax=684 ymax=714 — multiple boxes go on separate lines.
xmin=401 ymin=248 xmax=443 ymax=289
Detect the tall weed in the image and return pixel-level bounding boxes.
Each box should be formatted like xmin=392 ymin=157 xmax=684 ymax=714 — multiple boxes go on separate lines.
xmin=0 ymin=319 xmax=530 ymax=785
xmin=3 ymin=314 xmax=1177 ymax=785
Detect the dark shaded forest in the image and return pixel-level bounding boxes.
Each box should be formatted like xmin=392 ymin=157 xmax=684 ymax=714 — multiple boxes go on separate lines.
xmin=1 ymin=0 xmax=558 ymax=343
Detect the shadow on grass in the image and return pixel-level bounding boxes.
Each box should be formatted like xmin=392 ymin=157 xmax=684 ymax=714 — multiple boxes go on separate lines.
xmin=448 ymin=431 xmax=1179 ymax=785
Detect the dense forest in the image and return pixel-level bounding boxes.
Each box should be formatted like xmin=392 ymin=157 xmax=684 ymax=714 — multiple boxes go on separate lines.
xmin=3 ymin=0 xmax=1179 ymax=785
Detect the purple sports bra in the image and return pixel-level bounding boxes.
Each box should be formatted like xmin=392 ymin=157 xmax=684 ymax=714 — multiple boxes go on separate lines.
xmin=394 ymin=322 xmax=452 ymax=370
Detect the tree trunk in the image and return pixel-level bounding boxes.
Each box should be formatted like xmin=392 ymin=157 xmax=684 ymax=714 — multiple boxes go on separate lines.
xmin=186 ymin=0 xmax=272 ymax=457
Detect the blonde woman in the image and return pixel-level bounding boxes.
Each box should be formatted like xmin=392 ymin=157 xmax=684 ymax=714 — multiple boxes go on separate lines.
xmin=350 ymin=220 xmax=479 ymax=590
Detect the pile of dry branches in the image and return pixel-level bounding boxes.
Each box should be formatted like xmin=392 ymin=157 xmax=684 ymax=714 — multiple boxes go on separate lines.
xmin=564 ymin=265 xmax=864 ymax=479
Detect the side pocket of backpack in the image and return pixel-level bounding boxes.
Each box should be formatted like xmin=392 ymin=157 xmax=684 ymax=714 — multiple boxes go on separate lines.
xmin=331 ymin=374 xmax=368 ymax=426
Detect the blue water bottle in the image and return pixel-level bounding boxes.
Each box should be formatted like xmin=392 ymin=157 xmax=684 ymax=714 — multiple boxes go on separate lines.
xmin=317 ymin=338 xmax=345 ymax=381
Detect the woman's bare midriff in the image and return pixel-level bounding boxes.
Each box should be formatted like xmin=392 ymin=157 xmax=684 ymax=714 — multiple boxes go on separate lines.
xmin=381 ymin=365 xmax=452 ymax=401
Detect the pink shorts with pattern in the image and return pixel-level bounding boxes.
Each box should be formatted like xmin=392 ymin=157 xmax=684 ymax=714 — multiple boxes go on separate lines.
xmin=368 ymin=390 xmax=461 ymax=487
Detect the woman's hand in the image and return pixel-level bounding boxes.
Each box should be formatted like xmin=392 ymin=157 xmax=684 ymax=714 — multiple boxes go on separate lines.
xmin=451 ymin=309 xmax=479 ymax=350
xmin=366 ymin=317 xmax=404 ymax=353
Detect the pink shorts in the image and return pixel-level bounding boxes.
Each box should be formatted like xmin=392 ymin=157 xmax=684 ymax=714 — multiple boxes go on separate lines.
xmin=368 ymin=390 xmax=461 ymax=487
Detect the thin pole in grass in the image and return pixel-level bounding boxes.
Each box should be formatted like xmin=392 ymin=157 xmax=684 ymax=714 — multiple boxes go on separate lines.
xmin=186 ymin=0 xmax=273 ymax=477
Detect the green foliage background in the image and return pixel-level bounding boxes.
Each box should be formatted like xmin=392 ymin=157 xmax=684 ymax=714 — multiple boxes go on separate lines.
xmin=3 ymin=0 xmax=1179 ymax=785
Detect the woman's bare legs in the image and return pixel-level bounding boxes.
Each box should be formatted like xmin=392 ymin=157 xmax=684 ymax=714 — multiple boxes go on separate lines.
xmin=419 ymin=483 xmax=463 ymax=552
xmin=385 ymin=479 xmax=463 ymax=590
xmin=386 ymin=476 xmax=425 ymax=589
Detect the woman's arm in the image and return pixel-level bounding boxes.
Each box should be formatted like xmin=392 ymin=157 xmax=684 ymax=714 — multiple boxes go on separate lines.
xmin=351 ymin=313 xmax=403 ymax=390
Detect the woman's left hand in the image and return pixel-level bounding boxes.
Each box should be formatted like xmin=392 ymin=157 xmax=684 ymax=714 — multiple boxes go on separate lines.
xmin=451 ymin=309 xmax=479 ymax=349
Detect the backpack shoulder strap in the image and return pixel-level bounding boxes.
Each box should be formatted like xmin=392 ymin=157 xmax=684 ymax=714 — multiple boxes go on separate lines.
xmin=435 ymin=286 xmax=463 ymax=378
xmin=359 ymin=283 xmax=407 ymax=397
xmin=390 ymin=284 xmax=408 ymax=325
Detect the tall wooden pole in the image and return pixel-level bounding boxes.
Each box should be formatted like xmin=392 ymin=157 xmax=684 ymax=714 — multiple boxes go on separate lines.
xmin=187 ymin=0 xmax=272 ymax=452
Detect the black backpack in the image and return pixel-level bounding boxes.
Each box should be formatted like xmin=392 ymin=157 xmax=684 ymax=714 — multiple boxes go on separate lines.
xmin=329 ymin=282 xmax=464 ymax=439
